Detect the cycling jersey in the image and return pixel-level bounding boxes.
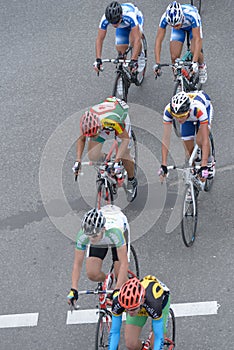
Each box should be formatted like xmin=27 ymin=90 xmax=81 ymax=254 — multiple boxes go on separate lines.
xmin=99 ymin=3 xmax=144 ymax=31
xmin=109 ymin=275 xmax=170 ymax=350
xmin=75 ymin=205 xmax=128 ymax=250
xmin=89 ymin=97 xmax=132 ymax=143
xmin=163 ymin=91 xmax=213 ymax=140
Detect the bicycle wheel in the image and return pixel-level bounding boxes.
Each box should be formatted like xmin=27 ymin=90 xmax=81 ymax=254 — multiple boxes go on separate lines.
xmin=181 ymin=184 xmax=198 ymax=247
xmin=191 ymin=0 xmax=201 ymax=14
xmin=136 ymin=34 xmax=147 ymax=86
xmin=128 ymin=244 xmax=140 ymax=278
xmin=96 ymin=180 xmax=114 ymax=210
xmin=130 ymin=129 xmax=138 ymax=177
xmin=164 ymin=308 xmax=176 ymax=349
xmin=95 ymin=311 xmax=112 ymax=350
xmin=172 ymin=81 xmax=183 ymax=137
xmin=204 ymin=131 xmax=216 ymax=192
xmin=113 ymin=71 xmax=128 ymax=102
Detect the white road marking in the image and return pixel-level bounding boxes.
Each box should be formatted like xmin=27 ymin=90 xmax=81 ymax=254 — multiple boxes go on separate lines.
xmin=0 ymin=313 xmax=39 ymax=328
xmin=66 ymin=301 xmax=219 ymax=325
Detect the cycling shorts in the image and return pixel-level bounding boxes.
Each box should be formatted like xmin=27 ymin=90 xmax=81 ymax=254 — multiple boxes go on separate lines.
xmin=87 ymin=246 xmax=118 ymax=261
xmin=125 ymin=295 xmax=170 ymax=334
xmin=170 ymin=26 xmax=203 ymax=43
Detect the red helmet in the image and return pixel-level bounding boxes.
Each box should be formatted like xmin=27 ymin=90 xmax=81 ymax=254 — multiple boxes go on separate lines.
xmin=80 ymin=111 xmax=101 ymax=137
xmin=118 ymin=277 xmax=145 ymax=309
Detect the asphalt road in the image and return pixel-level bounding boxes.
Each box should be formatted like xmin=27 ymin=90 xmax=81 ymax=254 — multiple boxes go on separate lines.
xmin=0 ymin=1 xmax=233 ymax=349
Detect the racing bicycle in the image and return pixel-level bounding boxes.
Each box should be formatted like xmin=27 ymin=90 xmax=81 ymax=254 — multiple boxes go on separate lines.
xmin=167 ymin=132 xmax=215 ymax=247
xmin=142 ymin=308 xmax=175 ymax=350
xmin=100 ymin=34 xmax=147 ymax=102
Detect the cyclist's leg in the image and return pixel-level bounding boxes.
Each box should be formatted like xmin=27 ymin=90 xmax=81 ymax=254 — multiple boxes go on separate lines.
xmin=87 ymin=133 xmax=106 ymax=161
xmin=86 ymin=246 xmax=108 ymax=282
xmin=190 ymin=24 xmax=204 ymax=64
xmin=125 ymin=314 xmax=147 ymax=349
xmin=170 ymin=28 xmax=185 ymax=63
xmin=115 ymin=27 xmax=130 ymax=55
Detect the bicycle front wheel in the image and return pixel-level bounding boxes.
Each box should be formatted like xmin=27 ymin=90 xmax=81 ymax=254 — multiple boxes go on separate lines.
xmin=136 ymin=34 xmax=147 ymax=86
xmin=204 ymin=131 xmax=216 ymax=192
xmin=128 ymin=244 xmax=140 ymax=278
xmin=172 ymin=81 xmax=182 ymax=137
xmin=191 ymin=0 xmax=201 ymax=14
xmin=130 ymin=129 xmax=138 ymax=177
xmin=95 ymin=311 xmax=112 ymax=350
xmin=164 ymin=308 xmax=176 ymax=349
xmin=113 ymin=72 xmax=128 ymax=102
xmin=181 ymin=184 xmax=198 ymax=247
xmin=96 ymin=180 xmax=114 ymax=210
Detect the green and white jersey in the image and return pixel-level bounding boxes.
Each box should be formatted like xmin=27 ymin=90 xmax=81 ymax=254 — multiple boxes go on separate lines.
xmin=76 ymin=205 xmax=128 ymax=250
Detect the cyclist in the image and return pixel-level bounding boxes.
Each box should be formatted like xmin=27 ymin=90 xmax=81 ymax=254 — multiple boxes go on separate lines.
xmin=72 ymin=96 xmax=137 ymax=202
xmin=67 ymin=205 xmax=129 ymax=306
xmin=94 ymin=1 xmax=145 ymax=73
xmin=158 ymin=90 xmax=215 ymax=186
xmin=109 ymin=275 xmax=171 ymax=350
xmin=154 ymin=1 xmax=207 ymax=83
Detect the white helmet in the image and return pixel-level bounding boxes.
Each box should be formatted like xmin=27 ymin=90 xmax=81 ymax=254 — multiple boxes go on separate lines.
xmin=170 ymin=91 xmax=190 ymax=114
xmin=166 ymin=1 xmax=184 ymax=26
xmin=82 ymin=208 xmax=106 ymax=236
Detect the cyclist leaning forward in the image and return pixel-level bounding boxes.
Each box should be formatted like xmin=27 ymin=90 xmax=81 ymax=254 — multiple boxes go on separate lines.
xmin=72 ymin=96 xmax=137 ymax=202
xmin=109 ymin=276 xmax=171 ymax=350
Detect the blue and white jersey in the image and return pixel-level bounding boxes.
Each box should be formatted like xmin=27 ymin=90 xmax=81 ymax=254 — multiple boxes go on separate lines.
xmin=159 ymin=4 xmax=201 ymax=31
xmin=99 ymin=2 xmax=144 ymax=31
xmin=163 ymin=91 xmax=213 ymax=125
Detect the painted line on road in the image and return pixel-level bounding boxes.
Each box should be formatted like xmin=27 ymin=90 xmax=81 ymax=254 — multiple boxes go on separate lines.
xmin=66 ymin=301 xmax=219 ymax=325
xmin=0 ymin=313 xmax=39 ymax=329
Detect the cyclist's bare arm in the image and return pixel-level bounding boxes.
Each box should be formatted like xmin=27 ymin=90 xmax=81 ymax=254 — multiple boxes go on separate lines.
xmin=115 ymin=129 xmax=131 ymax=162
xmin=76 ymin=135 xmax=86 ymax=162
xmin=71 ymin=249 xmax=85 ymax=293
xmin=197 ymin=123 xmax=210 ymax=167
xmin=115 ymin=245 xmax=129 ymax=289
xmin=154 ymin=27 xmax=166 ymax=64
xmin=95 ymin=28 xmax=107 ymax=59
xmin=130 ymin=25 xmax=142 ymax=60
xmin=191 ymin=26 xmax=203 ymax=63
xmin=161 ymin=123 xmax=172 ymax=166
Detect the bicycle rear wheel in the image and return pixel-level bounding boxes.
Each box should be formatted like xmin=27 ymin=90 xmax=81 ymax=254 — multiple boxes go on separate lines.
xmin=113 ymin=71 xmax=128 ymax=102
xmin=136 ymin=34 xmax=147 ymax=86
xmin=95 ymin=311 xmax=112 ymax=350
xmin=191 ymin=0 xmax=201 ymax=14
xmin=164 ymin=308 xmax=176 ymax=349
xmin=128 ymin=244 xmax=140 ymax=278
xmin=96 ymin=180 xmax=114 ymax=209
xmin=181 ymin=184 xmax=198 ymax=247
xmin=204 ymin=131 xmax=216 ymax=192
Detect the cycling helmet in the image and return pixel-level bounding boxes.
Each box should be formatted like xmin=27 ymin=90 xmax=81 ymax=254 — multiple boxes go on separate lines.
xmin=80 ymin=111 xmax=101 ymax=137
xmin=82 ymin=208 xmax=106 ymax=236
xmin=118 ymin=277 xmax=145 ymax=309
xmin=170 ymin=91 xmax=191 ymax=115
xmin=105 ymin=1 xmax=122 ymax=24
xmin=166 ymin=1 xmax=184 ymax=26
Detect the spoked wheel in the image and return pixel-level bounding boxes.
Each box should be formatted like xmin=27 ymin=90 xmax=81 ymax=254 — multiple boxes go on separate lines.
xmin=130 ymin=129 xmax=138 ymax=177
xmin=181 ymin=184 xmax=198 ymax=247
xmin=164 ymin=308 xmax=176 ymax=349
xmin=128 ymin=244 xmax=140 ymax=278
xmin=95 ymin=311 xmax=112 ymax=350
xmin=113 ymin=71 xmax=128 ymax=102
xmin=172 ymin=81 xmax=182 ymax=137
xmin=96 ymin=180 xmax=114 ymax=210
xmin=204 ymin=131 xmax=216 ymax=192
xmin=191 ymin=0 xmax=201 ymax=14
xmin=136 ymin=34 xmax=147 ymax=86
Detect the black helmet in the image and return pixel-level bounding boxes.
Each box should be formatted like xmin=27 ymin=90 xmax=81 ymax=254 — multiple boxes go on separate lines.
xmin=105 ymin=1 xmax=122 ymax=24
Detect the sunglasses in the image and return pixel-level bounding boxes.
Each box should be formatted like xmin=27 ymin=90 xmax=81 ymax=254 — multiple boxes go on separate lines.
xmin=171 ymin=110 xmax=189 ymax=119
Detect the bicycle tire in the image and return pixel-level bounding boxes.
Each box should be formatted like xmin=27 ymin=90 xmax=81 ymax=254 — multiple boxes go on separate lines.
xmin=191 ymin=0 xmax=201 ymax=14
xmin=128 ymin=244 xmax=140 ymax=279
xmin=204 ymin=131 xmax=216 ymax=192
xmin=130 ymin=129 xmax=138 ymax=177
xmin=95 ymin=311 xmax=113 ymax=350
xmin=113 ymin=71 xmax=128 ymax=102
xmin=136 ymin=34 xmax=147 ymax=86
xmin=172 ymin=81 xmax=182 ymax=138
xmin=96 ymin=179 xmax=114 ymax=210
xmin=164 ymin=308 xmax=176 ymax=349
xmin=181 ymin=184 xmax=198 ymax=247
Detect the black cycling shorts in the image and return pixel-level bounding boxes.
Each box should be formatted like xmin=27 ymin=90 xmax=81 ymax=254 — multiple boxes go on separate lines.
xmin=88 ymin=246 xmax=119 ymax=261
